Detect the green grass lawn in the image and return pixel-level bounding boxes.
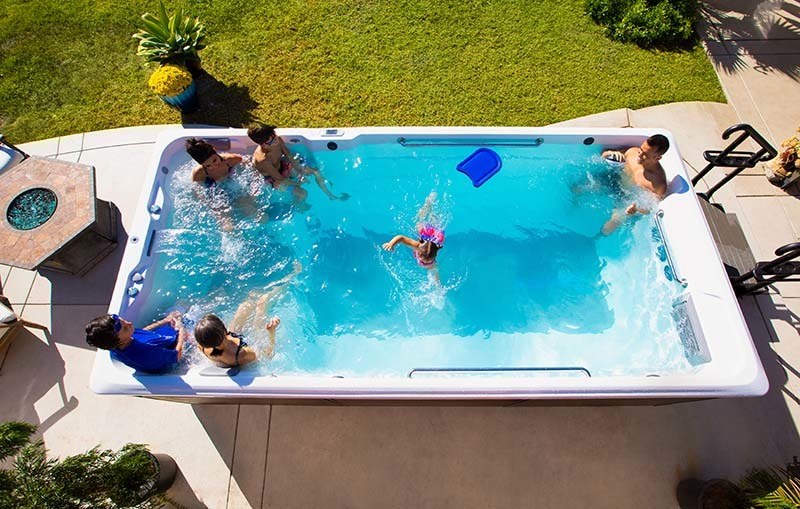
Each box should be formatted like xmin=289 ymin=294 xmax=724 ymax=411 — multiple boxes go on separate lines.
xmin=0 ymin=0 xmax=725 ymax=143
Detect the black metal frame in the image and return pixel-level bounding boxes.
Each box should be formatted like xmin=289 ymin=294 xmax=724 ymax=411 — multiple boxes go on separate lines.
xmin=692 ymin=123 xmax=777 ymax=201
xmin=0 ymin=133 xmax=30 ymax=161
xmin=731 ymin=242 xmax=800 ymax=295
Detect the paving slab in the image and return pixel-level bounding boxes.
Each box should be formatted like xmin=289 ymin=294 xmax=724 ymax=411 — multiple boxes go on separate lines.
xmin=81 ymin=124 xmax=178 ymax=150
xmin=702 ymin=38 xmax=800 ymax=147
xmin=78 ymin=143 xmax=154 ymax=232
xmin=228 ymin=405 xmax=271 ymax=509
xmin=0 ymin=264 xmax=11 ymax=290
xmin=2 ymin=267 xmax=36 ymax=306
xmin=780 ymin=196 xmax=800 ymax=241
xmin=56 ymin=152 xmax=81 ymax=163
xmin=756 ymin=292 xmax=800 ymax=343
xmin=735 ymin=196 xmax=797 ymax=261
xmin=57 ymin=133 xmax=84 ymax=156
xmin=734 ymin=174 xmax=786 ymax=196
xmin=17 ymin=137 xmax=59 ymax=158
xmin=548 ymin=108 xmax=631 ymax=128
xmin=263 ymin=405 xmax=684 ymax=509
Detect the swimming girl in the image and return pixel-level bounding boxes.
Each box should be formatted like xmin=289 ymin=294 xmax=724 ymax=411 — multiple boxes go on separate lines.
xmin=382 ymin=192 xmax=445 ymax=270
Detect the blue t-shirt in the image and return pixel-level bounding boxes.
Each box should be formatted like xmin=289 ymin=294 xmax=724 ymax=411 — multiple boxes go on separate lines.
xmin=111 ymin=324 xmax=179 ymax=374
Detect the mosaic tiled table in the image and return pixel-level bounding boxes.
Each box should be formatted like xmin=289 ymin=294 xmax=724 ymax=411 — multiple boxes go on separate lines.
xmin=0 ymin=156 xmax=117 ymax=276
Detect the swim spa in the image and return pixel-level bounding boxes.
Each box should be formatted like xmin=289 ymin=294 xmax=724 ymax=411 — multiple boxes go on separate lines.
xmin=90 ymin=127 xmax=768 ymax=402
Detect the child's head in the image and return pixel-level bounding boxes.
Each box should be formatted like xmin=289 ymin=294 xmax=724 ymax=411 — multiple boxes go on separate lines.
xmin=247 ymin=124 xmax=278 ymax=146
xmin=415 ymin=240 xmax=441 ymax=265
xmin=194 ymin=314 xmax=227 ymax=356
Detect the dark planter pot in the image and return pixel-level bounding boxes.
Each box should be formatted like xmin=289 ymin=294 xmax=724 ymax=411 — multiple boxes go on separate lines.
xmin=151 ymin=453 xmax=178 ymax=492
xmin=185 ymin=56 xmax=204 ymax=78
xmin=159 ymin=81 xmax=199 ymax=113
xmin=676 ymin=478 xmax=747 ymax=509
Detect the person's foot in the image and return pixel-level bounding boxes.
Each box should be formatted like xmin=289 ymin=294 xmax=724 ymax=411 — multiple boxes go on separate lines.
xmin=265 ymin=316 xmax=281 ymax=330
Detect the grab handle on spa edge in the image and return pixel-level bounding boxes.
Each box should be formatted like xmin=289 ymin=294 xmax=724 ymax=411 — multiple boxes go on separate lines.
xmin=397 ymin=137 xmax=544 ymax=147
xmin=407 ymin=366 xmax=592 ymax=378
xmin=655 ymin=210 xmax=688 ymax=287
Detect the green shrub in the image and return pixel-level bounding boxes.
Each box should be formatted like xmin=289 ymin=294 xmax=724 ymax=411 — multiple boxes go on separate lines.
xmin=0 ymin=421 xmax=164 ymax=509
xmin=586 ymin=0 xmax=699 ymax=48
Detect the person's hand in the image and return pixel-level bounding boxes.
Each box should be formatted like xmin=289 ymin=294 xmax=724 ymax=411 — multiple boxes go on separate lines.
xmin=626 ymin=203 xmax=637 ymax=215
xmin=334 ymin=192 xmax=351 ymax=201
xmin=265 ymin=316 xmax=281 ymax=331
xmin=166 ymin=311 xmax=183 ymax=328
xmin=382 ymin=241 xmax=395 ymax=251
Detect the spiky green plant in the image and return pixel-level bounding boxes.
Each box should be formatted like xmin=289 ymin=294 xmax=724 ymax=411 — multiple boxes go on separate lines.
xmin=0 ymin=421 xmax=166 ymax=509
xmin=741 ymin=467 xmax=800 ymax=509
xmin=132 ymin=2 xmax=207 ymax=68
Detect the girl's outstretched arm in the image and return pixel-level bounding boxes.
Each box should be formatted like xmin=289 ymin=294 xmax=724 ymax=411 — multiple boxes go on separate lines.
xmin=382 ymin=235 xmax=419 ymax=251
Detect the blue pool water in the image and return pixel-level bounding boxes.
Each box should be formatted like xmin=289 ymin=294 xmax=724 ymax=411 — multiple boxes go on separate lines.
xmin=139 ymin=138 xmax=690 ymax=377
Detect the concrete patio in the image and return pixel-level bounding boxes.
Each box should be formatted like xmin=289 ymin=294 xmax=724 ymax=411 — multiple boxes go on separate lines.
xmin=2 ymin=1 xmax=800 ymax=508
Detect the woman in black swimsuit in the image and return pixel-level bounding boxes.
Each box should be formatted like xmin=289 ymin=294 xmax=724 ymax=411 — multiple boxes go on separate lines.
xmin=186 ymin=138 xmax=262 ymax=231
xmin=186 ymin=138 xmax=243 ymax=187
xmin=194 ymin=312 xmax=280 ymax=368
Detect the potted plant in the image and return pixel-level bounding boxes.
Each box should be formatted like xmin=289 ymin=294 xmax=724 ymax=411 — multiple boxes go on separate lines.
xmin=676 ymin=478 xmax=748 ymax=509
xmin=766 ymin=129 xmax=800 ymax=187
xmin=0 ymin=420 xmax=177 ymax=508
xmin=132 ymin=2 xmax=207 ymax=76
xmin=677 ymin=464 xmax=800 ymax=509
xmin=740 ymin=467 xmax=800 ymax=508
xmin=148 ymin=64 xmax=199 ymax=113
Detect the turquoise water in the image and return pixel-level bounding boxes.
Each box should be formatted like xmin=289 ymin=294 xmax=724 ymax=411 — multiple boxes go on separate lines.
xmin=138 ymin=138 xmax=690 ymax=377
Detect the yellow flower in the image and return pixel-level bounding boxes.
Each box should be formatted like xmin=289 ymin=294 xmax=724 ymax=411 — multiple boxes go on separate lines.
xmin=148 ymin=64 xmax=192 ymax=96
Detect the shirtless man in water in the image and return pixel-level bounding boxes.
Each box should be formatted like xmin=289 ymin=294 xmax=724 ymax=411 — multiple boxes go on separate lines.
xmin=600 ymin=134 xmax=669 ymax=235
xmin=247 ymin=124 xmax=348 ymax=209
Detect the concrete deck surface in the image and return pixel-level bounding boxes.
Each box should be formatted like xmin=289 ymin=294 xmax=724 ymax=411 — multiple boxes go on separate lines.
xmin=2 ymin=1 xmax=800 ymax=507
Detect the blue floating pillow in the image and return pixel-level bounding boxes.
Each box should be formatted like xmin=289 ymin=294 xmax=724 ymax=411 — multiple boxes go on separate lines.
xmin=457 ymin=148 xmax=502 ymax=187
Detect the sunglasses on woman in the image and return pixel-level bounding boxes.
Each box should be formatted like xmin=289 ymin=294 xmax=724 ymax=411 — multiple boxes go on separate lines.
xmin=110 ymin=314 xmax=122 ymax=333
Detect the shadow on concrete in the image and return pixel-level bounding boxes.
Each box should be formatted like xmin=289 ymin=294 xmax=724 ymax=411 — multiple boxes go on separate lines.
xmin=732 ymin=295 xmax=800 ymax=464
xmin=0 ymin=328 xmax=78 ymax=436
xmin=32 ymin=204 xmax=129 ymax=352
xmin=759 ymin=293 xmax=800 ymax=341
xmin=701 ymin=1 xmax=800 ymax=79
xmin=165 ymin=467 xmax=208 ymax=509
xmin=191 ymin=404 xmax=248 ymax=507
xmin=181 ymin=72 xmax=260 ymax=128
xmin=39 ymin=203 xmax=129 ymax=307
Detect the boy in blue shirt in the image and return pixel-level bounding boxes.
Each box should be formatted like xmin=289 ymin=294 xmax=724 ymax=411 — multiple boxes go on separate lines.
xmin=85 ymin=312 xmax=186 ymax=373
